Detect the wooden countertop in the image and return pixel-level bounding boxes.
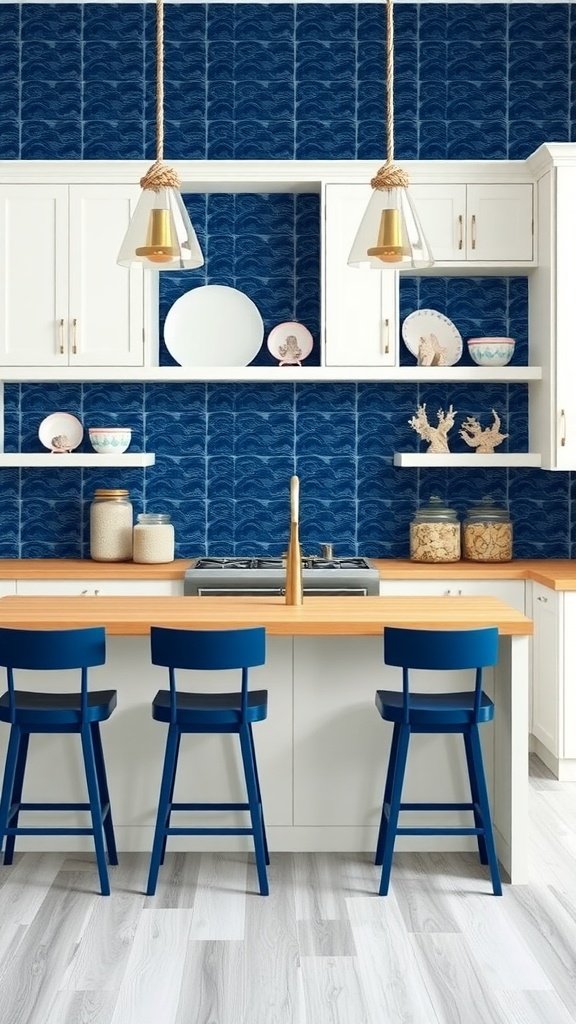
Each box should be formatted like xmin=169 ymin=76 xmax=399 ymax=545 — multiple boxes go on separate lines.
xmin=0 ymin=559 xmax=193 ymax=580
xmin=0 ymin=595 xmax=533 ymax=636
xmin=0 ymin=557 xmax=574 ymax=590
xmin=370 ymin=559 xmax=576 ymax=590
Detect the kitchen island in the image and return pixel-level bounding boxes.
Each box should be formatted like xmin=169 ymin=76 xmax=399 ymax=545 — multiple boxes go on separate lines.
xmin=0 ymin=595 xmax=533 ymax=882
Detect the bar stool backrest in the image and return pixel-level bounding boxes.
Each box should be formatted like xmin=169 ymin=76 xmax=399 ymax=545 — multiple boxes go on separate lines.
xmin=0 ymin=626 xmax=106 ymax=725
xmin=383 ymin=626 xmax=499 ymax=724
xmin=150 ymin=626 xmax=266 ymax=725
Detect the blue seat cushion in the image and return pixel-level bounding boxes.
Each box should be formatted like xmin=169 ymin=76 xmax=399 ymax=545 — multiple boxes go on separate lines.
xmin=152 ymin=688 xmax=268 ymax=726
xmin=375 ymin=689 xmax=495 ymax=726
xmin=0 ymin=689 xmax=117 ymax=727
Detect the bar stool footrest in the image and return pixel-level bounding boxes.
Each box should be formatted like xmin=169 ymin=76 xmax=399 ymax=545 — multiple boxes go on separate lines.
xmin=171 ymin=801 xmax=250 ymax=812
xmin=166 ymin=827 xmax=255 ymax=837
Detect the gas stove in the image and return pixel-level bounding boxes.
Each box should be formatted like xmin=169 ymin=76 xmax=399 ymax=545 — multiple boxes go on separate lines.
xmin=184 ymin=556 xmax=380 ymax=596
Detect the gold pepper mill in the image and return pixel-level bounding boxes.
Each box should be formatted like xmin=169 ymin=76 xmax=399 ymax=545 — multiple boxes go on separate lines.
xmin=285 ymin=475 xmax=303 ymax=605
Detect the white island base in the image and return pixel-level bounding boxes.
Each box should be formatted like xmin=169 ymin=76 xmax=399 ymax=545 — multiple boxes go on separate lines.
xmin=1 ymin=633 xmax=529 ymax=884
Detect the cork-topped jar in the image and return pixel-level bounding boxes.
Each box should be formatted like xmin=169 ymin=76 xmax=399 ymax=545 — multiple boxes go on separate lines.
xmin=463 ymin=497 xmax=513 ymax=562
xmin=89 ymin=489 xmax=133 ymax=562
xmin=410 ymin=496 xmax=461 ymax=563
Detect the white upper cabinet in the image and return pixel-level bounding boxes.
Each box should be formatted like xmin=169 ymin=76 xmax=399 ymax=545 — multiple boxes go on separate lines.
xmin=0 ymin=183 xmax=157 ymax=368
xmin=528 ymin=146 xmax=576 ymax=469
xmin=409 ymin=182 xmax=534 ymax=265
xmin=322 ymin=183 xmax=398 ymax=367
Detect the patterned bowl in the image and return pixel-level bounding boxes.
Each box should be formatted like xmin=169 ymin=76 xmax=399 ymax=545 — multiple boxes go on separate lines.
xmin=467 ymin=337 xmax=515 ymax=367
xmin=89 ymin=427 xmax=132 ymax=455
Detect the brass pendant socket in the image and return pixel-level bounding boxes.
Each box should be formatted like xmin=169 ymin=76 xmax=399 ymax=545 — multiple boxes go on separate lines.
xmin=367 ymin=208 xmax=404 ymax=263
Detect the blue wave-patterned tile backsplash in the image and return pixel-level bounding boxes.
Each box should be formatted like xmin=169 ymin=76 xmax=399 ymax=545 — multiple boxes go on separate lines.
xmin=0 ymin=2 xmax=575 ymax=560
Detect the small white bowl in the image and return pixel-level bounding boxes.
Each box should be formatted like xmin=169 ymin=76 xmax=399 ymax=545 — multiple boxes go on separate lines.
xmin=467 ymin=337 xmax=515 ymax=367
xmin=89 ymin=427 xmax=132 ymax=455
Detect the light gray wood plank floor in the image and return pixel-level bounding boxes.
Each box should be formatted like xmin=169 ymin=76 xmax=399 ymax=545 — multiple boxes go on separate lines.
xmin=1 ymin=755 xmax=576 ymax=1024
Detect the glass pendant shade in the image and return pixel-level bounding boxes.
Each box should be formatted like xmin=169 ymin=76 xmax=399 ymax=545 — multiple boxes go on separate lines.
xmin=347 ymin=185 xmax=433 ymax=271
xmin=117 ymin=186 xmax=203 ymax=271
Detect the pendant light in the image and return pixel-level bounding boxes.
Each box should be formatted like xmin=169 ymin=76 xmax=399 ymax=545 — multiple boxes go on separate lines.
xmin=347 ymin=0 xmax=433 ymax=271
xmin=117 ymin=0 xmax=203 ymax=271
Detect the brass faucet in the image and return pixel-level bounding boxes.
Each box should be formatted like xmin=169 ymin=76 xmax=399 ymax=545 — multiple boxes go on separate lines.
xmin=285 ymin=475 xmax=303 ymax=605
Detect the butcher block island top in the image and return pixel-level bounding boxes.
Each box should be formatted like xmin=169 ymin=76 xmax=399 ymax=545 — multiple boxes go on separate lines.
xmin=0 ymin=594 xmax=533 ymax=636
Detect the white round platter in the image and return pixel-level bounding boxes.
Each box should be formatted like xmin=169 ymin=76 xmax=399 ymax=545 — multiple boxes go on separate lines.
xmin=402 ymin=308 xmax=463 ymax=366
xmin=164 ymin=284 xmax=264 ymax=368
xmin=267 ymin=321 xmax=313 ymax=365
xmin=38 ymin=412 xmax=84 ymax=453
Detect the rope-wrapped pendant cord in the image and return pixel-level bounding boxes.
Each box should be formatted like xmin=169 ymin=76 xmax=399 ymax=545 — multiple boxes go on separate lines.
xmin=371 ymin=0 xmax=409 ymax=192
xmin=140 ymin=0 xmax=180 ymax=192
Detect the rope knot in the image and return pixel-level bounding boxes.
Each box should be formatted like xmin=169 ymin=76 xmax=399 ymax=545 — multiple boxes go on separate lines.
xmin=140 ymin=159 xmax=181 ymax=192
xmin=371 ymin=162 xmax=410 ymax=191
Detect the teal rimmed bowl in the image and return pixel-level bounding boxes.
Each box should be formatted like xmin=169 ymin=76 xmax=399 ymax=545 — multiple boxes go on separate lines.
xmin=467 ymin=337 xmax=515 ymax=367
xmin=89 ymin=427 xmax=132 ymax=454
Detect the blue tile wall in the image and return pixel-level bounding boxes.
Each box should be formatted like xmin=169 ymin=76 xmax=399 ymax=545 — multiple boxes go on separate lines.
xmin=0 ymin=3 xmax=575 ymax=560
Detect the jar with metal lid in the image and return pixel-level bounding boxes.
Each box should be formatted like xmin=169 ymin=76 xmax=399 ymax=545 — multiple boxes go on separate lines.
xmin=90 ymin=489 xmax=133 ymax=562
xmin=410 ymin=496 xmax=461 ymax=563
xmin=133 ymin=513 xmax=175 ymax=564
xmin=463 ymin=497 xmax=513 ymax=562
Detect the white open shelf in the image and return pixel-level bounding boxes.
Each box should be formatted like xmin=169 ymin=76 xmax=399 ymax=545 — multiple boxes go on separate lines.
xmin=394 ymin=453 xmax=542 ymax=468
xmin=0 ymin=453 xmax=156 ymax=468
xmin=0 ymin=365 xmax=543 ymax=384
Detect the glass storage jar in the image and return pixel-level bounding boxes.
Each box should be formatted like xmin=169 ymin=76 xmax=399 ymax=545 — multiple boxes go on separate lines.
xmin=410 ymin=496 xmax=461 ymax=563
xmin=132 ymin=513 xmax=175 ymax=563
xmin=463 ymin=497 xmax=513 ymax=562
xmin=90 ymin=489 xmax=133 ymax=562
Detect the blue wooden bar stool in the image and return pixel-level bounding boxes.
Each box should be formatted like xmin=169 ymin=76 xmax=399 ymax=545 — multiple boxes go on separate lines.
xmin=146 ymin=625 xmax=269 ymax=896
xmin=375 ymin=626 xmax=502 ymax=896
xmin=0 ymin=626 xmax=118 ymax=896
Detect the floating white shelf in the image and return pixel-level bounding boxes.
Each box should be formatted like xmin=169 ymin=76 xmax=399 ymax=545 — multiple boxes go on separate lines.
xmin=394 ymin=453 xmax=542 ymax=468
xmin=0 ymin=365 xmax=543 ymax=384
xmin=0 ymin=453 xmax=156 ymax=468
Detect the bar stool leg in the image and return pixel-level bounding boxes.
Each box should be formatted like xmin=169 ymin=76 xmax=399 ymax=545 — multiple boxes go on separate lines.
xmin=239 ymin=724 xmax=269 ymax=896
xmin=80 ymin=725 xmax=111 ymax=897
xmin=147 ymin=724 xmax=180 ymax=897
xmin=90 ymin=722 xmax=118 ymax=866
xmin=160 ymin=732 xmax=181 ymax=867
xmin=3 ymin=730 xmax=29 ymax=865
xmin=375 ymin=722 xmax=400 ymax=866
xmin=463 ymin=730 xmax=488 ymax=865
xmin=248 ymin=723 xmax=269 ymax=865
xmin=378 ymin=724 xmax=410 ymax=896
xmin=0 ymin=726 xmax=22 ymax=862
xmin=468 ymin=725 xmax=502 ymax=896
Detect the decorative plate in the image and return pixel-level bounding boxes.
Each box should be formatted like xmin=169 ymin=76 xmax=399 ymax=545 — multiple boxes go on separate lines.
xmin=402 ymin=309 xmax=463 ymax=367
xmin=163 ymin=285 xmax=264 ymax=368
xmin=267 ymin=321 xmax=313 ymax=365
xmin=38 ymin=412 xmax=84 ymax=453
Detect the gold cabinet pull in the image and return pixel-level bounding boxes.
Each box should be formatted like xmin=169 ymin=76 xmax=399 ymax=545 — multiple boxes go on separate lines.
xmin=381 ymin=317 xmax=390 ymax=356
xmin=59 ymin=318 xmax=65 ymax=355
xmin=458 ymin=214 xmax=463 ymax=251
xmin=560 ymin=409 xmax=567 ymax=447
xmin=72 ymin=317 xmax=78 ymax=355
xmin=471 ymin=214 xmax=477 ymax=250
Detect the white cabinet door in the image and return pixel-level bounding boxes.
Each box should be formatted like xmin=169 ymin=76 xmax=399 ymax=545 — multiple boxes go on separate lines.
xmin=323 ymin=183 xmax=398 ymax=366
xmin=16 ymin=579 xmax=183 ymax=596
xmin=530 ymin=582 xmax=561 ymax=760
xmin=530 ymin=164 xmax=576 ymax=469
xmin=0 ymin=185 xmax=69 ymax=366
xmin=410 ymin=183 xmax=534 ymax=264
xmin=0 ymin=581 xmax=15 ymax=597
xmin=562 ymin=593 xmax=576 ymax=758
xmin=0 ymin=183 xmax=155 ymax=368
xmin=68 ymin=185 xmax=149 ymax=367
xmin=379 ymin=578 xmax=525 ymax=614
